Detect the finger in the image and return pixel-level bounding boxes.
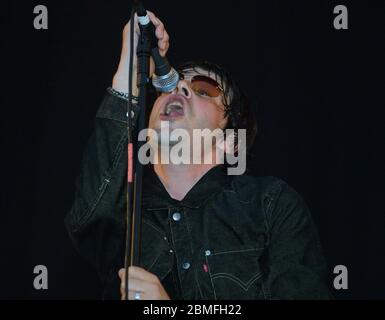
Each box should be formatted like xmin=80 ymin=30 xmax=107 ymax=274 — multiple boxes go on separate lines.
xmin=141 ymin=11 xmax=167 ymax=46
xmin=129 ymin=266 xmax=160 ymax=283
xmin=120 ymin=277 xmax=153 ymax=296
xmin=163 ymin=30 xmax=170 ymax=42
xmin=119 ymin=267 xmax=159 ymax=284
xmin=155 ymin=23 xmax=165 ymax=40
xmin=121 ymin=290 xmax=149 ymax=301
xmin=158 ymin=41 xmax=166 ymax=52
xmin=158 ymin=35 xmax=169 ymax=57
xmin=147 ymin=11 xmax=161 ymax=26
xmin=158 ymin=45 xmax=169 ymax=58
xmin=146 ymin=11 xmax=165 ymax=39
xmin=158 ymin=31 xmax=169 ymax=50
xmin=118 ymin=268 xmax=126 ymax=280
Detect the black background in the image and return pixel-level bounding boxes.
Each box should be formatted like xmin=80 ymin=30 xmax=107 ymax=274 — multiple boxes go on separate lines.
xmin=1 ymin=0 xmax=384 ymax=299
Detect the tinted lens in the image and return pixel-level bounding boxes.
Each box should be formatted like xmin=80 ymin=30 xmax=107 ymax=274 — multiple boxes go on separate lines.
xmin=190 ymin=75 xmax=222 ymax=98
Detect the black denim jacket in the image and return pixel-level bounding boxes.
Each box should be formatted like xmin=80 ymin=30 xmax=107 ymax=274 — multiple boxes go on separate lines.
xmin=65 ymin=91 xmax=332 ymax=300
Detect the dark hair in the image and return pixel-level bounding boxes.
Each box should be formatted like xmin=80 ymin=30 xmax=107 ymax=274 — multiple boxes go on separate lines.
xmin=147 ymin=60 xmax=258 ymax=154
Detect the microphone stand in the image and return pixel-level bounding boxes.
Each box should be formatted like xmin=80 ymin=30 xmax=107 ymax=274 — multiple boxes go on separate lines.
xmin=124 ymin=2 xmax=151 ymax=300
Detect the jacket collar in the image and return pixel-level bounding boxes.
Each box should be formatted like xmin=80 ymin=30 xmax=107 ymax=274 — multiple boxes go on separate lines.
xmin=142 ymin=165 xmax=230 ymax=209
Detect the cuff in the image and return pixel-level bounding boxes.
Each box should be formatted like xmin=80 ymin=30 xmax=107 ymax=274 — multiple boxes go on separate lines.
xmin=96 ymin=88 xmax=140 ymax=124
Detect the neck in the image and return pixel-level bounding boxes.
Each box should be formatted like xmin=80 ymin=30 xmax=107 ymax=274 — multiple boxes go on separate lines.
xmin=154 ymin=163 xmax=219 ymax=201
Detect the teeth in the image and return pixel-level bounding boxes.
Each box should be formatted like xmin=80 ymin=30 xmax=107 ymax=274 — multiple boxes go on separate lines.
xmin=165 ymin=102 xmax=183 ymax=115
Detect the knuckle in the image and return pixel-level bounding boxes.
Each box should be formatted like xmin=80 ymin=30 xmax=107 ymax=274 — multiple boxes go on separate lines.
xmin=151 ymin=284 xmax=161 ymax=297
xmin=151 ymin=274 xmax=160 ymax=283
xmin=159 ymin=42 xmax=166 ymax=50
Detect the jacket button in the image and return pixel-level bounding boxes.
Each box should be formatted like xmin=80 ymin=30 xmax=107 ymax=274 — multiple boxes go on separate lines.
xmin=172 ymin=212 xmax=181 ymax=221
xmin=182 ymin=262 xmax=191 ymax=270
xmin=126 ymin=111 xmax=135 ymax=118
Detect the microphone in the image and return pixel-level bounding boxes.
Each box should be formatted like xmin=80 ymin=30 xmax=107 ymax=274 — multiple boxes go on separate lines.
xmin=136 ymin=3 xmax=179 ymax=93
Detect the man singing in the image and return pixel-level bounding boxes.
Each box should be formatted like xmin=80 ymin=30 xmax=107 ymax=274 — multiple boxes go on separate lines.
xmin=65 ymin=11 xmax=331 ymax=300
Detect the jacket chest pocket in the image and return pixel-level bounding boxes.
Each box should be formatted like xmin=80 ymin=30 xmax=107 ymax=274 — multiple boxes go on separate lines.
xmin=139 ymin=219 xmax=174 ymax=282
xmin=206 ymin=247 xmax=267 ymax=300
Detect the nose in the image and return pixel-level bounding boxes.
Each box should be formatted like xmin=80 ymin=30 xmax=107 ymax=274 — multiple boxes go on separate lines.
xmin=172 ymin=79 xmax=192 ymax=99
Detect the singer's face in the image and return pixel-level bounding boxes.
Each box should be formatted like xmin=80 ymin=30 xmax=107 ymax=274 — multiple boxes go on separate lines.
xmin=148 ymin=68 xmax=228 ymax=141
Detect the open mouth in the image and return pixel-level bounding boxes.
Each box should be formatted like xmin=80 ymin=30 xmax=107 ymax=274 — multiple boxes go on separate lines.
xmin=160 ymin=96 xmax=185 ymax=120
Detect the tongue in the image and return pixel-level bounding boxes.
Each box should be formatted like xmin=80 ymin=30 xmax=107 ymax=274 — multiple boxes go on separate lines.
xmin=168 ymin=109 xmax=184 ymax=117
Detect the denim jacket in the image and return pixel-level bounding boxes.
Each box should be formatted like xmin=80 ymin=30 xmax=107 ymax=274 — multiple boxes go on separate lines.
xmin=65 ymin=91 xmax=331 ymax=300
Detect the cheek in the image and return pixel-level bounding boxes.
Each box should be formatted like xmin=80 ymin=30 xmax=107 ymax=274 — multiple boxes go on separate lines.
xmin=148 ymin=96 xmax=164 ymax=125
xmin=152 ymin=96 xmax=163 ymax=112
xmin=148 ymin=110 xmax=156 ymax=127
xmin=218 ymin=114 xmax=228 ymax=129
xmin=196 ymin=102 xmax=226 ymax=129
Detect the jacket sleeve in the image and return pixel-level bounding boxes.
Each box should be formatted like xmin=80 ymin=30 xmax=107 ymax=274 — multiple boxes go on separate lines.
xmin=65 ymin=91 xmax=139 ymax=284
xmin=263 ymin=181 xmax=333 ymax=299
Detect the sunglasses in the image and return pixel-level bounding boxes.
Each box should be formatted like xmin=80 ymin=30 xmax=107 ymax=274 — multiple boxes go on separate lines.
xmin=157 ymin=74 xmax=223 ymax=98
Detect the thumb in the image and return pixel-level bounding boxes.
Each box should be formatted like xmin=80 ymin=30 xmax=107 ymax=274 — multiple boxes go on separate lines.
xmin=118 ymin=268 xmax=125 ymax=280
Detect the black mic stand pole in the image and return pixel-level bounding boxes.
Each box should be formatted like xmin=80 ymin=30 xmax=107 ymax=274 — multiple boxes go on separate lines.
xmin=124 ymin=1 xmax=151 ymax=300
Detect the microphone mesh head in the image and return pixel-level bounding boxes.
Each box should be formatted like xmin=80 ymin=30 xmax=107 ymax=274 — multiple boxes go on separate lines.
xmin=152 ymin=68 xmax=179 ymax=93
